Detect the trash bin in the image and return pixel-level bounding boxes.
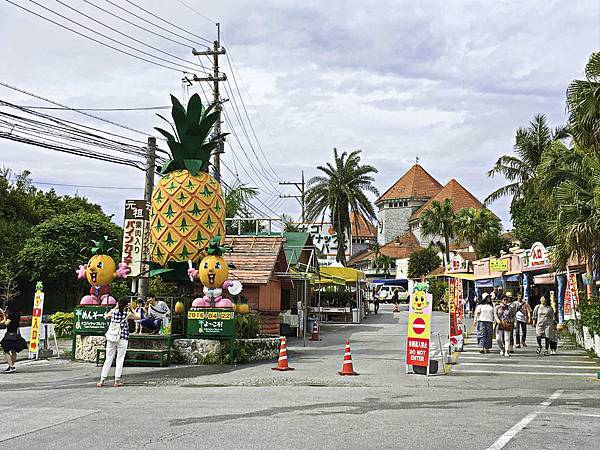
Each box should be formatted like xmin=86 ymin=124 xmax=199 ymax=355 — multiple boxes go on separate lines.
xmin=307 ymin=317 xmax=317 ymax=335
xmin=352 ymin=308 xmax=359 ymax=323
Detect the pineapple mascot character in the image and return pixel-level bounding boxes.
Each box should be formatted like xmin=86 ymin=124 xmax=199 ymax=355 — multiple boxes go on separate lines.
xmin=76 ymin=236 xmax=129 ymax=305
xmin=187 ymin=238 xmax=243 ymax=308
xmin=149 ymin=94 xmax=226 ymax=279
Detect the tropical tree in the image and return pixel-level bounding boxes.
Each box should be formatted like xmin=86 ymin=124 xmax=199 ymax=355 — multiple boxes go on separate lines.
xmin=281 ymin=214 xmax=301 ymax=232
xmin=485 ymin=114 xmax=566 ymax=208
xmin=419 ymin=198 xmax=456 ymax=264
xmin=408 ymin=246 xmax=442 ymax=279
xmin=374 ymin=254 xmax=395 ymax=277
xmin=454 ymin=207 xmax=501 ymax=246
xmin=224 ymin=180 xmax=258 ymax=235
xmin=566 ymin=52 xmax=600 ymax=151
xmin=305 ymin=148 xmax=379 ymax=265
xmin=474 ymin=233 xmax=512 ymax=259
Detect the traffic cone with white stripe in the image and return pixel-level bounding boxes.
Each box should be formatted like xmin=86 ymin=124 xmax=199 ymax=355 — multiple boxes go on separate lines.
xmin=272 ymin=336 xmax=294 ymax=371
xmin=309 ymin=320 xmax=320 ymax=341
xmin=338 ymin=339 xmax=359 ymax=376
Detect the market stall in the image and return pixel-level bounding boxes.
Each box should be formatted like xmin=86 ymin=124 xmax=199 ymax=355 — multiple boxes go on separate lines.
xmin=310 ymin=267 xmax=366 ymax=323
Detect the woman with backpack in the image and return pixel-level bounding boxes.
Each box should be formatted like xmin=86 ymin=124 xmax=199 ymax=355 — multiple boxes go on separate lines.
xmin=532 ymin=296 xmax=557 ymax=356
xmin=97 ymin=297 xmax=141 ymax=387
xmin=0 ymin=299 xmax=28 ymax=373
xmin=495 ymin=295 xmax=515 ymax=357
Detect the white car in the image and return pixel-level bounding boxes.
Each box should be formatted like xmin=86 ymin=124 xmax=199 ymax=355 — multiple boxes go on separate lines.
xmin=376 ymin=286 xmax=410 ymax=303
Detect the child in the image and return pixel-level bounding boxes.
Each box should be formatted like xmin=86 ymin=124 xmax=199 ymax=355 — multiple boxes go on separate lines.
xmin=133 ymin=298 xmax=146 ymax=334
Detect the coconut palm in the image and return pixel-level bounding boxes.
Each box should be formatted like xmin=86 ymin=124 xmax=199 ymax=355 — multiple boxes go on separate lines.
xmin=454 ymin=207 xmax=501 ymax=246
xmin=305 ymin=148 xmax=379 ymax=265
xmin=566 ymin=52 xmax=600 ymax=151
xmin=419 ymin=198 xmax=456 ymax=264
xmin=485 ymin=114 xmax=566 ymax=208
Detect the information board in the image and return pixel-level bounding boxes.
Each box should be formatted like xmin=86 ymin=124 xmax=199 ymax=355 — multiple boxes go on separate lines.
xmin=74 ymin=306 xmax=109 ymax=335
xmin=187 ymin=308 xmax=236 ymax=338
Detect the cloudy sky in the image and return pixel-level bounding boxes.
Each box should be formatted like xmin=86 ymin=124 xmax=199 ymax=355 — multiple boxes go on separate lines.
xmin=1 ymin=0 xmax=599 ymax=229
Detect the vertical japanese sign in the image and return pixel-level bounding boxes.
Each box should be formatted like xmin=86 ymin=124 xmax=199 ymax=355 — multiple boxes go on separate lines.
xmin=564 ymin=271 xmax=579 ymax=320
xmin=449 ymin=278 xmax=464 ymax=351
xmin=28 ymin=283 xmax=44 ymax=358
xmin=406 ymin=287 xmax=432 ymax=370
xmin=122 ymin=200 xmax=150 ymax=278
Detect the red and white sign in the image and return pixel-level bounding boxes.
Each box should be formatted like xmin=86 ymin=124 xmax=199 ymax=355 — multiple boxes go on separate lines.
xmin=522 ymin=242 xmax=551 ymax=271
xmin=28 ymin=288 xmax=44 ymax=358
xmin=412 ymin=317 xmax=426 ymax=335
xmin=122 ymin=200 xmax=150 ymax=278
xmin=406 ymin=337 xmax=430 ymax=366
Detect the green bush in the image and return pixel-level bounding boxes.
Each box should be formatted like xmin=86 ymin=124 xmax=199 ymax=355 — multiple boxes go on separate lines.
xmin=428 ymin=279 xmax=448 ymax=311
xmin=50 ymin=311 xmax=74 ymax=337
xmin=235 ymin=313 xmax=260 ymax=339
xmin=579 ymin=297 xmax=600 ymax=336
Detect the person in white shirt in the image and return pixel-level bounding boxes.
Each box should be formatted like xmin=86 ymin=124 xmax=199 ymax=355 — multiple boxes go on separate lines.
xmin=473 ymin=293 xmax=495 ymax=353
xmin=139 ymin=293 xmax=170 ymax=333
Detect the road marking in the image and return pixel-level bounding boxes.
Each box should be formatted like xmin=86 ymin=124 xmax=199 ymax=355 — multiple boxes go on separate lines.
xmin=457 ymin=356 xmax=598 ymax=364
xmin=458 ymin=362 xmax=598 ymax=370
xmin=541 ymin=411 xmax=600 ymax=418
xmin=487 ymin=390 xmax=563 ymax=450
xmin=456 ymin=369 xmax=597 ymax=377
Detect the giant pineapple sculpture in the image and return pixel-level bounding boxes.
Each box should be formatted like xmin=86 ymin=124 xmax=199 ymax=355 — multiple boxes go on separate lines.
xmin=150 ymin=94 xmax=226 ymax=271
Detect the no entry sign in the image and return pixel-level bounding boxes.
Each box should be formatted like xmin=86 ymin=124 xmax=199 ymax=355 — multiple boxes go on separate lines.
xmin=413 ymin=317 xmax=426 ymax=335
xmin=405 ymin=288 xmax=433 ymax=369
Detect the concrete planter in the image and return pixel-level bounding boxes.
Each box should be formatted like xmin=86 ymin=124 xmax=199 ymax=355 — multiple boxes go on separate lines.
xmin=577 ymin=326 xmax=600 ymax=358
xmin=173 ymin=337 xmax=280 ymax=365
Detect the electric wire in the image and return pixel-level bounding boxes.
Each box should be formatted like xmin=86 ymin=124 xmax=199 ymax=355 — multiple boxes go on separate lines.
xmin=18 ymin=105 xmax=170 ymax=111
xmin=4 ymin=0 xmax=188 ymax=74
xmin=172 ymin=0 xmax=216 ymax=25
xmin=54 ymin=0 xmax=211 ymax=74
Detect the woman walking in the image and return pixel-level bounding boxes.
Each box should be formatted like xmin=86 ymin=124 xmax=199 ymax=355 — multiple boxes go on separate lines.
xmin=495 ymin=295 xmax=515 ymax=357
xmin=532 ymin=296 xmax=557 ymax=356
xmin=514 ymin=295 xmax=532 ymax=348
xmin=473 ymin=293 xmax=494 ymax=353
xmin=97 ymin=297 xmax=140 ymax=387
xmin=0 ymin=299 xmax=28 ymax=373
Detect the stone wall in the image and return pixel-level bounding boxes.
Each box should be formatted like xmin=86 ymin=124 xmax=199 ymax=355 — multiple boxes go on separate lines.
xmin=377 ymin=199 xmax=427 ymax=245
xmin=173 ymin=337 xmax=280 ymax=365
xmin=75 ymin=335 xmax=106 ymax=362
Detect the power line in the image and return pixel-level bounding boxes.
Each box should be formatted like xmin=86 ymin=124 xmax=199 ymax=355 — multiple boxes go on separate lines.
xmin=21 ymin=0 xmax=207 ymax=74
xmin=83 ymin=0 xmax=196 ymax=49
xmin=172 ymin=0 xmax=216 ymax=25
xmin=0 ymin=81 xmax=157 ymax=142
xmin=122 ymin=0 xmax=213 ymax=43
xmin=23 ymin=179 xmax=144 ymax=190
xmin=18 ymin=105 xmax=170 ymax=111
xmin=54 ymin=0 xmax=211 ymax=74
xmin=104 ymin=0 xmax=211 ymax=46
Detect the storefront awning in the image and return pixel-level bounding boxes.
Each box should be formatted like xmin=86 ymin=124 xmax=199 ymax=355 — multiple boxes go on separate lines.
xmin=446 ymin=273 xmax=476 ymax=281
xmin=320 ymin=267 xmax=366 ymax=284
xmin=475 ymin=279 xmax=493 ymax=288
xmin=533 ymin=273 xmax=556 ymax=285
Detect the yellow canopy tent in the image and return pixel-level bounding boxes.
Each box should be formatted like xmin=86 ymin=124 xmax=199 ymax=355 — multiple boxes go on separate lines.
xmin=319 ymin=267 xmax=366 ymax=285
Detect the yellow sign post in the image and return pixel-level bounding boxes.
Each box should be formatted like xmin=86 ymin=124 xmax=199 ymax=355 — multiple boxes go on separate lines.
xmin=28 ymin=284 xmax=45 ymax=358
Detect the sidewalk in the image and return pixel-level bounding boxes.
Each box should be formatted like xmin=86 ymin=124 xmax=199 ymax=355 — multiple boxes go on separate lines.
xmin=451 ymin=324 xmax=600 ymax=379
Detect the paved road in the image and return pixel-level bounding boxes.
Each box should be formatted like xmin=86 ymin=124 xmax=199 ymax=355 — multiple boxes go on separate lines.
xmin=0 ymin=304 xmax=598 ymax=449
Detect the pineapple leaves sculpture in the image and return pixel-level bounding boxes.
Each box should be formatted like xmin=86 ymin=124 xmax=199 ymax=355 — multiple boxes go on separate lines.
xmin=150 ymin=94 xmax=227 ymax=275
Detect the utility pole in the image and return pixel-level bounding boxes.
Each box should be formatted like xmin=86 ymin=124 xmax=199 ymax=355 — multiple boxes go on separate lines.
xmin=279 ymin=170 xmax=306 ymax=222
xmin=138 ymin=136 xmax=156 ymax=299
xmin=192 ymin=24 xmax=226 ymax=181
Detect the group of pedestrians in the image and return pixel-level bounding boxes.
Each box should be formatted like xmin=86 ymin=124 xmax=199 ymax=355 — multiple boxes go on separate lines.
xmin=473 ymin=291 xmax=558 ymax=357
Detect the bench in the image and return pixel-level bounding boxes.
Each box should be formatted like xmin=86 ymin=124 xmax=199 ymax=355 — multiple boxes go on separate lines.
xmin=96 ymin=348 xmax=170 ymax=367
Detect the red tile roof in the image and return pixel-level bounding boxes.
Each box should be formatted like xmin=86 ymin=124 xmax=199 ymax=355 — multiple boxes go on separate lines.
xmin=349 ymin=211 xmax=377 ymax=238
xmin=223 ymin=236 xmax=287 ymax=285
xmin=410 ymin=179 xmax=485 ymax=221
xmin=347 ymin=232 xmax=422 ymax=266
xmin=376 ymin=164 xmax=443 ymax=204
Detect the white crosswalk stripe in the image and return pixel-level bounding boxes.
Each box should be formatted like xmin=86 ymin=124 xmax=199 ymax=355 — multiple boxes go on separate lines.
xmin=451 ymin=324 xmax=600 ymax=378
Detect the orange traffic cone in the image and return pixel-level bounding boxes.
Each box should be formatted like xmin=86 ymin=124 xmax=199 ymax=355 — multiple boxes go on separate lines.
xmin=338 ymin=339 xmax=359 ymax=376
xmin=309 ymin=320 xmax=320 ymax=341
xmin=272 ymin=337 xmax=294 ymax=371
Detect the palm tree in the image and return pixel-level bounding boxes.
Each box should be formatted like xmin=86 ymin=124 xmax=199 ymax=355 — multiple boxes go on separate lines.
xmin=454 ymin=207 xmax=501 ymax=246
xmin=419 ymin=198 xmax=456 ymax=265
xmin=305 ymin=148 xmax=379 ymax=265
xmin=224 ymin=180 xmax=258 ymax=234
xmin=374 ymin=254 xmax=394 ymax=277
xmin=485 ymin=114 xmax=566 ymax=208
xmin=566 ymin=52 xmax=600 ymax=151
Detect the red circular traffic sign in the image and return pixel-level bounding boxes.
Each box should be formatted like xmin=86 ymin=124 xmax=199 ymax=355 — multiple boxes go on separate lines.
xmin=412 ymin=317 xmax=426 ymax=335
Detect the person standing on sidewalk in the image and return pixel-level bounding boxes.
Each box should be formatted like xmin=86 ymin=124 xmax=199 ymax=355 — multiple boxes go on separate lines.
xmin=473 ymin=293 xmax=494 ymax=353
xmin=0 ymin=299 xmax=28 ymax=373
xmin=514 ymin=294 xmax=532 ymax=348
xmin=532 ymin=296 xmax=557 ymax=356
xmin=97 ymin=297 xmax=141 ymax=387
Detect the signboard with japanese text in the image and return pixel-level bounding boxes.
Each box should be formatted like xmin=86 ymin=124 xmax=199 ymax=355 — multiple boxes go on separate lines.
xmin=449 ymin=278 xmax=464 ymax=351
xmin=490 ymin=259 xmax=509 ymax=272
xmin=73 ymin=306 xmax=109 ymax=335
xmin=405 ymin=287 xmax=432 ymax=369
xmin=122 ymin=200 xmax=150 ymax=278
xmin=564 ymin=271 xmax=580 ymax=320
xmin=446 ymin=254 xmax=469 ymax=273
xmin=296 ymin=222 xmax=351 ymax=260
xmin=28 ymin=288 xmax=44 ymax=357
xmin=187 ymin=309 xmax=236 ymax=338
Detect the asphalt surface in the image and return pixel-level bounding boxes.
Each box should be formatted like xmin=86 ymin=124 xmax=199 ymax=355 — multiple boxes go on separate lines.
xmin=0 ymin=304 xmax=598 ymax=449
